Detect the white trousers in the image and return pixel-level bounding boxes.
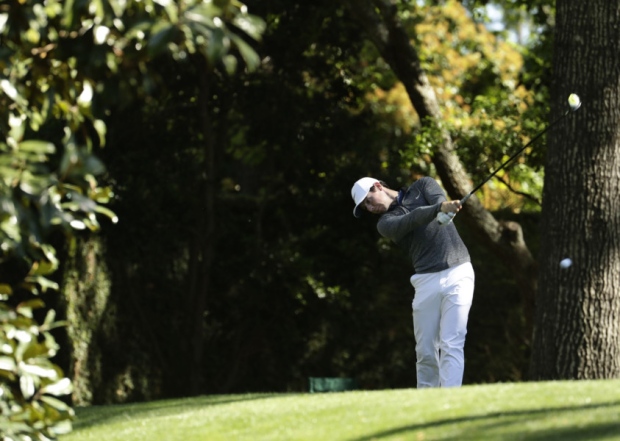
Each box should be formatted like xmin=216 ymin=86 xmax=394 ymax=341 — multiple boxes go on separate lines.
xmin=410 ymin=262 xmax=474 ymax=388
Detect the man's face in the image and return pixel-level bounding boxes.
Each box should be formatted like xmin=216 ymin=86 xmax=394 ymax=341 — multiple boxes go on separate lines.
xmin=362 ymin=183 xmax=391 ymax=215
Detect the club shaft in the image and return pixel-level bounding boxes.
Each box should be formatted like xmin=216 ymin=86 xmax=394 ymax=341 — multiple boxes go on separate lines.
xmin=462 ymin=109 xmax=570 ymax=203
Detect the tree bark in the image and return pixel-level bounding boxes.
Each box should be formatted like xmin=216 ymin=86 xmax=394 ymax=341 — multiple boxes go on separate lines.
xmin=530 ymin=0 xmax=620 ymax=379
xmin=343 ymin=0 xmax=537 ymax=326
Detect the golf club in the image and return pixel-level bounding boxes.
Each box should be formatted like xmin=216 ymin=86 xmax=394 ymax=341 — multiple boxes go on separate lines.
xmin=437 ymin=93 xmax=582 ymax=225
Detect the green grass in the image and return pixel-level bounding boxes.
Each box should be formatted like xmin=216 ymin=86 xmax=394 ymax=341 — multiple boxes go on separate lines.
xmin=63 ymin=380 xmax=620 ymax=441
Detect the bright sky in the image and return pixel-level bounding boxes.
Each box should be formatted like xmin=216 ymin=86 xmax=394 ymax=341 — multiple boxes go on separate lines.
xmin=485 ymin=3 xmax=531 ymax=44
xmin=485 ymin=3 xmax=504 ymax=31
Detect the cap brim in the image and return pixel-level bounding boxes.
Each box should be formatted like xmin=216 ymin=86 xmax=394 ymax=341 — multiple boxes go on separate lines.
xmin=353 ymin=204 xmax=364 ymax=218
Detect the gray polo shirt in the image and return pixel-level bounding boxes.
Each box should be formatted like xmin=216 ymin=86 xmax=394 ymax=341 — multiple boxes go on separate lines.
xmin=377 ymin=177 xmax=470 ymax=274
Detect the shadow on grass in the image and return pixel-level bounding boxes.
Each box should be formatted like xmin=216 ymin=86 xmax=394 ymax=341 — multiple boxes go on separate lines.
xmin=520 ymin=422 xmax=620 ymax=441
xmin=349 ymin=400 xmax=620 ymax=441
xmin=73 ymin=393 xmax=288 ymax=431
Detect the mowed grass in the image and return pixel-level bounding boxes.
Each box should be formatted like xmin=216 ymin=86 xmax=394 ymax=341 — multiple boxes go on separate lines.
xmin=63 ymin=380 xmax=620 ymax=441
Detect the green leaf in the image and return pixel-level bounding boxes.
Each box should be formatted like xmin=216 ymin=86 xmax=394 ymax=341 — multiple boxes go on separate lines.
xmin=94 ymin=205 xmax=119 ymax=223
xmin=20 ymin=373 xmax=36 ymax=399
xmin=184 ymin=4 xmax=220 ymax=27
xmin=154 ymin=0 xmax=179 ymax=22
xmin=94 ymin=119 xmax=107 ymax=147
xmin=83 ymin=155 xmax=106 ymax=175
xmin=107 ymin=0 xmax=126 ymax=17
xmin=233 ymin=14 xmax=265 ymax=41
xmin=59 ymin=142 xmax=78 ymax=177
xmin=205 ymin=28 xmax=228 ymax=63
xmin=16 ymin=299 xmax=46 ymax=318
xmin=24 ymin=276 xmax=59 ymax=293
xmin=0 ymin=13 xmax=8 ymax=33
xmin=124 ymin=21 xmax=152 ymax=42
xmin=91 ymin=186 xmax=114 ymax=203
xmin=40 ymin=395 xmax=72 ymax=413
xmin=0 ymin=356 xmax=16 ymax=372
xmin=62 ymin=0 xmax=76 ymax=27
xmin=229 ymin=34 xmax=260 ymax=71
xmin=60 ymin=201 xmax=81 ymax=212
xmin=28 ymin=259 xmax=58 ymax=277
xmin=13 ymin=330 xmax=34 ymax=345
xmin=69 ymin=219 xmax=87 ymax=230
xmin=65 ymin=192 xmax=97 ymax=212
xmin=0 ymin=370 xmax=16 ymax=382
xmin=80 ymin=215 xmax=101 ymax=232
xmin=41 ymin=378 xmax=72 ymax=396
xmin=18 ymin=141 xmax=55 ymax=155
xmin=48 ymin=418 xmax=74 ymax=436
xmin=77 ymin=81 xmax=94 ymax=106
xmin=42 ymin=309 xmax=56 ymax=328
xmin=21 ymin=341 xmax=57 ymax=362
xmin=8 ymin=113 xmax=27 ymax=142
xmin=222 ymin=54 xmax=238 ymax=75
xmin=1 ymin=79 xmax=19 ymax=102
xmin=40 ymin=244 xmax=59 ymax=267
xmin=148 ymin=22 xmax=176 ymax=58
xmin=20 ymin=362 xmax=59 ymax=380
xmin=19 ymin=172 xmax=53 ymax=195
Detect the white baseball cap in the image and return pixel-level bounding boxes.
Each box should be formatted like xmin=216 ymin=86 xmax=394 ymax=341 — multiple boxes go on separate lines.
xmin=351 ymin=177 xmax=379 ymax=218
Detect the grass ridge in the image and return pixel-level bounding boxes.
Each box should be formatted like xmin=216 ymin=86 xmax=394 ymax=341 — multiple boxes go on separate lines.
xmin=64 ymin=380 xmax=620 ymax=441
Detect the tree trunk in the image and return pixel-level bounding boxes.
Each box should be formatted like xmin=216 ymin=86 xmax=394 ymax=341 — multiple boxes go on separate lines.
xmin=187 ymin=56 xmax=217 ymax=394
xmin=343 ymin=0 xmax=537 ymax=326
xmin=530 ymin=0 xmax=620 ymax=379
xmin=59 ymin=237 xmax=110 ymax=405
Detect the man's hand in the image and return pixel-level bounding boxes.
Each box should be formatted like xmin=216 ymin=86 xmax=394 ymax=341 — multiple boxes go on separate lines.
xmin=441 ymin=200 xmax=462 ymax=214
xmin=437 ymin=200 xmax=462 ymax=226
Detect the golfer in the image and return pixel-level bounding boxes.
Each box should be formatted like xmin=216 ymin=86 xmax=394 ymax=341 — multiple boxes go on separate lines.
xmin=351 ymin=176 xmax=475 ymax=388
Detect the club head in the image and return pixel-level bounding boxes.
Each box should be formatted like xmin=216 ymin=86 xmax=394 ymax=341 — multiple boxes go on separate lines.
xmin=568 ymin=93 xmax=581 ymax=111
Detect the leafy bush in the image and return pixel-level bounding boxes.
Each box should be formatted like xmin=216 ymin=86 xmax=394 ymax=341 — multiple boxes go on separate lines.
xmin=0 ymin=0 xmax=264 ymax=434
xmin=0 ymin=131 xmax=113 ymax=439
xmin=0 ymin=301 xmax=74 ymax=439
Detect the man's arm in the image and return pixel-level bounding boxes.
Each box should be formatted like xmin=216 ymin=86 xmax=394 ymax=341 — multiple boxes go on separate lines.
xmin=377 ymin=178 xmax=445 ymax=241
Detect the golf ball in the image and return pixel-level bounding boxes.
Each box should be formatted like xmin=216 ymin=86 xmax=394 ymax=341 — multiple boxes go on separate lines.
xmin=560 ymin=258 xmax=572 ymax=269
xmin=568 ymin=93 xmax=580 ymax=108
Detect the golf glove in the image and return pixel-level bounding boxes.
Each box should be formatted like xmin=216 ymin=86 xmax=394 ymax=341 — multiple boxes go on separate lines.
xmin=437 ymin=211 xmax=455 ymax=226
